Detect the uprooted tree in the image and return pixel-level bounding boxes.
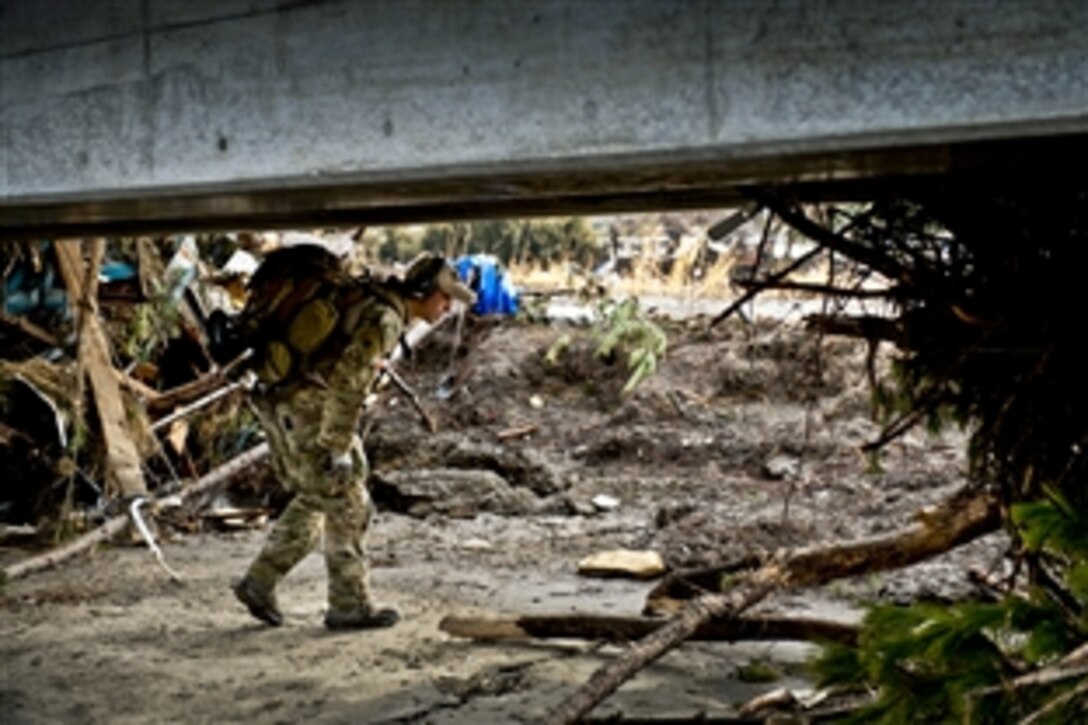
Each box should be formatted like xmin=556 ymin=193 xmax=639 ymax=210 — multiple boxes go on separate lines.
xmin=546 ymin=175 xmax=1088 ymax=723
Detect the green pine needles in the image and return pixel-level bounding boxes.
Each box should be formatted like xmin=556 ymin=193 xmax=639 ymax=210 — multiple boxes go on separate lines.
xmin=813 ymin=493 xmax=1088 ymax=723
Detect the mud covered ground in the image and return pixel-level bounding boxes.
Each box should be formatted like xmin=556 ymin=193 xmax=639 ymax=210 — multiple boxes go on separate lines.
xmin=0 ymin=307 xmax=1004 ymax=723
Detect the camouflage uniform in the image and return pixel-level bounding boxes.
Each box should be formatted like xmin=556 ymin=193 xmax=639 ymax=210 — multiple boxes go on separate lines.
xmin=241 ymin=291 xmax=406 ymax=615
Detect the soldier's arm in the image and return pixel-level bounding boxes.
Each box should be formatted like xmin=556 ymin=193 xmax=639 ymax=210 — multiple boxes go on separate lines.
xmin=317 ymin=306 xmax=403 ymax=455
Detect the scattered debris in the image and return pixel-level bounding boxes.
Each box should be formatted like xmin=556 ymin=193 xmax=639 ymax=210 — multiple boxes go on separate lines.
xmin=762 ymin=453 xmax=800 ymax=481
xmin=433 ymin=660 xmax=534 ymax=702
xmin=496 ymin=424 xmax=537 ymax=441
xmin=590 ymin=494 xmax=620 ymax=512
xmin=199 ymin=504 xmax=271 ymax=530
xmin=577 ymin=549 xmax=666 ymax=580
xmin=0 ymin=524 xmax=38 ymax=543
xmin=0 ymin=233 xmax=285 ymax=570
xmin=370 ymin=469 xmax=543 ymax=518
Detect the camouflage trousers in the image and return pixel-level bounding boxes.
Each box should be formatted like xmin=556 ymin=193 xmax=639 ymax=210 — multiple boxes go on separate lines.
xmin=243 ymin=394 xmax=375 ymax=613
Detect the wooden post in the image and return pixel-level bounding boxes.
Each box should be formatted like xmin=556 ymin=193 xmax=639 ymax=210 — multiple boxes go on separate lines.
xmin=54 ymin=239 xmax=148 ymax=499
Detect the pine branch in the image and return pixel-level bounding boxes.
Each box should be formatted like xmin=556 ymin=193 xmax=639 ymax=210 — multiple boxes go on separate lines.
xmin=965 ymin=660 xmax=1088 ymax=722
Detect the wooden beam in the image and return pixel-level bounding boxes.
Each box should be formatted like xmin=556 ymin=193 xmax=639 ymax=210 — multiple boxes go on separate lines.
xmin=0 ymin=311 xmax=61 ymax=348
xmin=53 ymin=239 xmax=148 ymax=498
xmin=440 ymin=612 xmax=858 ymax=646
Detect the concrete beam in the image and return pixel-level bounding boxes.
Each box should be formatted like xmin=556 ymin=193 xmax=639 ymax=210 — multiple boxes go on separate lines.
xmin=2 ymin=0 xmax=1086 ymax=236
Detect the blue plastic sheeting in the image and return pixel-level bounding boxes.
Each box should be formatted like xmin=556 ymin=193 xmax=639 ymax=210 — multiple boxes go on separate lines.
xmin=3 ymin=246 xmax=135 ymax=316
xmin=454 ymin=254 xmax=519 ymax=316
xmin=100 ymin=260 xmax=137 ymax=282
xmin=4 ymin=256 xmax=67 ymax=315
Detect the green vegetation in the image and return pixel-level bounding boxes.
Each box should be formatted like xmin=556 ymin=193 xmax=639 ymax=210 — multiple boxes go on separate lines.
xmin=372 ymin=217 xmax=601 ymax=269
xmin=814 ymin=495 xmax=1088 ymax=723
xmin=766 ymin=180 xmax=1088 ymax=723
xmin=542 ymin=296 xmax=667 ymax=396
xmin=592 ymin=297 xmax=667 ymax=395
xmin=737 ymin=659 xmax=782 ymax=684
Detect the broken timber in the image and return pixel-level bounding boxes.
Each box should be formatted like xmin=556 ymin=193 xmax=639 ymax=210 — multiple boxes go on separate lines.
xmin=440 ymin=612 xmax=858 ymax=646
xmin=545 ymin=486 xmax=1002 ymax=725
xmin=0 ymin=311 xmax=61 ymax=348
xmin=1 ymin=443 xmax=269 ymax=582
xmin=53 ymin=239 xmax=148 ymax=499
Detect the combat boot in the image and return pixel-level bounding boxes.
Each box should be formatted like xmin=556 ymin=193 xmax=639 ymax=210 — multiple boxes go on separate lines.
xmin=324 ymin=606 xmax=400 ymax=631
xmin=232 ymin=576 xmax=284 ymax=627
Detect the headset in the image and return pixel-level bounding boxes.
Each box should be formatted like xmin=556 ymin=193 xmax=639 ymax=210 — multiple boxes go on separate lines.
xmin=403 ymin=255 xmax=448 ymax=299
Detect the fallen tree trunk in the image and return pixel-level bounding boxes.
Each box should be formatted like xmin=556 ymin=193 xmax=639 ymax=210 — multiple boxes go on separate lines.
xmin=647 ymin=485 xmax=1001 ymax=614
xmin=776 ymin=486 xmax=1001 ymax=585
xmin=545 ymin=580 xmax=778 ymax=725
xmin=546 ymin=486 xmax=1002 ymax=725
xmin=440 ymin=612 xmax=858 ymax=646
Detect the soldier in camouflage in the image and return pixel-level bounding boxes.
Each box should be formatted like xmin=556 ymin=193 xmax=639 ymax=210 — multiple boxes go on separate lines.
xmin=232 ymin=253 xmax=475 ymax=629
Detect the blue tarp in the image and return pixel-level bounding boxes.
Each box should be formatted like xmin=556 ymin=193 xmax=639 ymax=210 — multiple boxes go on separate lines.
xmin=455 ymin=254 xmax=519 ymax=316
xmin=4 ymin=243 xmax=136 ymax=316
xmin=4 ymin=252 xmax=66 ymax=315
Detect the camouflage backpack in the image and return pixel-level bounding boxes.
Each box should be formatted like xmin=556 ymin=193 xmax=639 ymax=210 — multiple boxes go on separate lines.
xmin=231 ymin=245 xmax=393 ymax=387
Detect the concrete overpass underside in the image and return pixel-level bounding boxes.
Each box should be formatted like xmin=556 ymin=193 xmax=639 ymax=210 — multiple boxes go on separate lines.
xmin=2 ymin=0 xmax=1086 ymax=238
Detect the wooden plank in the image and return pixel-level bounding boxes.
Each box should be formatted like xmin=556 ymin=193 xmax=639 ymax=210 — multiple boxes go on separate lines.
xmin=54 ymin=239 xmax=148 ymax=498
xmin=440 ymin=613 xmax=859 ymax=646
xmin=0 ymin=311 xmax=61 ymax=347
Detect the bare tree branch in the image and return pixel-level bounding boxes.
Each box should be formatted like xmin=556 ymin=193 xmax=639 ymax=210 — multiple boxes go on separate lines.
xmin=547 ymin=487 xmax=1001 ymax=724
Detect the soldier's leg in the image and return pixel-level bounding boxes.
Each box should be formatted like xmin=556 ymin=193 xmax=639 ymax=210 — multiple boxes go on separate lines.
xmin=244 ymin=494 xmax=323 ymax=589
xmin=322 ymin=443 xmax=398 ymax=629
xmin=322 ymin=481 xmax=371 ymax=611
xmin=235 ymin=397 xmax=322 ymax=625
xmin=234 ymin=494 xmax=322 ymax=626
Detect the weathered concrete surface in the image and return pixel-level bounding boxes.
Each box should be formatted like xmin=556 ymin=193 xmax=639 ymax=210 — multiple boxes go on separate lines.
xmin=1 ymin=0 xmax=1086 ymax=235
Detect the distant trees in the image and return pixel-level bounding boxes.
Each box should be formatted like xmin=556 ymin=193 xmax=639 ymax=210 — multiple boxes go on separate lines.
xmin=373 ymin=218 xmax=603 ymax=269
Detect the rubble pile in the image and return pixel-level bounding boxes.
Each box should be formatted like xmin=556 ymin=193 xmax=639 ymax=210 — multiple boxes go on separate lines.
xmin=0 ymin=234 xmax=289 ymax=559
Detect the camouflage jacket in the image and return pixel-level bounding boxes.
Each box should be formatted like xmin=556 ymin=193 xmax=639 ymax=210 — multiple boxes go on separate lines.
xmin=257 ymin=289 xmax=408 ymax=457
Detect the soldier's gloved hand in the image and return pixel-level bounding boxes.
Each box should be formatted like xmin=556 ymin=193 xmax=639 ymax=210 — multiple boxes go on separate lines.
xmin=327 ymin=450 xmax=354 ymax=485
